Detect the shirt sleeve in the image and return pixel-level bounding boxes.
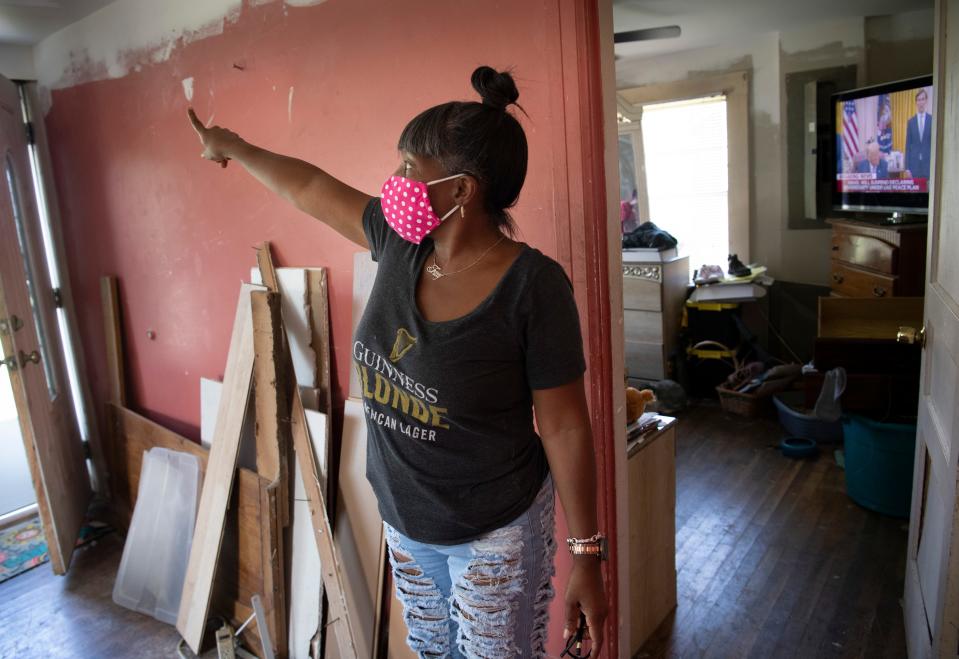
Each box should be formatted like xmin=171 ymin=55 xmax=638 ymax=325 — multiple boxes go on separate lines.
xmin=362 ymin=196 xmax=391 ymax=262
xmin=524 ymin=261 xmax=587 ymax=390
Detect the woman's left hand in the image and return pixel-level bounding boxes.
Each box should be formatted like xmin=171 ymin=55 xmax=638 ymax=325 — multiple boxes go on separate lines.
xmin=564 ymin=559 xmax=608 ymax=655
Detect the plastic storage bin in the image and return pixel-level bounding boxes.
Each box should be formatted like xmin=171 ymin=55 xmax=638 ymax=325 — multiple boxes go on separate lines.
xmin=843 ymin=414 xmax=916 ymax=518
xmin=112 ymin=447 xmax=200 ymax=624
xmin=773 ymin=391 xmax=844 ymax=443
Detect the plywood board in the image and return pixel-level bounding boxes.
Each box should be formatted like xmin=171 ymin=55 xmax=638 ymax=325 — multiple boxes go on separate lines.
xmin=100 ymin=276 xmax=126 ymax=406
xmin=177 ymin=283 xmax=260 ymax=654
xmin=349 ymin=252 xmax=378 ymax=399
xmin=200 ymin=378 xmax=256 ymax=471
xmin=325 ymin=398 xmax=385 ymax=659
xmin=289 ymin=410 xmax=328 ymax=659
xmin=306 ymin=268 xmax=333 ymax=418
xmin=106 ymin=402 xmax=274 ymax=657
xmin=251 ymin=291 xmax=285 ymax=485
xmin=290 ymin=391 xmax=357 ymax=657
xmin=202 ymin=377 xmax=312 ymax=467
xmin=251 ymin=266 xmax=316 ymax=389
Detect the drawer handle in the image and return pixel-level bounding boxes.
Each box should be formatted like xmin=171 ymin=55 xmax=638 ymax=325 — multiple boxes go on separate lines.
xmin=873 ymin=286 xmax=887 ymax=297
xmin=831 ymin=245 xmax=840 ymax=251
xmin=832 ymin=273 xmax=844 ymax=284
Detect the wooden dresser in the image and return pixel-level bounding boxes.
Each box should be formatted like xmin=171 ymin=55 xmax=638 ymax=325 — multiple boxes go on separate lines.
xmin=827 ymin=219 xmax=927 ymax=297
xmin=623 ymin=252 xmax=689 ymax=385
xmin=628 ymin=416 xmax=677 ymax=655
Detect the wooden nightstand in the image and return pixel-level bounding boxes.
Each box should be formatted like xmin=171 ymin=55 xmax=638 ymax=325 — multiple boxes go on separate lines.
xmin=827 ymin=218 xmax=927 ymax=297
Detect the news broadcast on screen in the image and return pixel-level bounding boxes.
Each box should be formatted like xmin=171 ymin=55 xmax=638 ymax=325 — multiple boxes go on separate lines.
xmin=835 ymin=82 xmax=934 ymax=195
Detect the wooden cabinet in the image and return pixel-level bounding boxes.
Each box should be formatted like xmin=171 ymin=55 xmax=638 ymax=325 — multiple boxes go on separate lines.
xmin=827 ymin=219 xmax=926 ymax=297
xmin=628 ymin=417 xmax=677 ymax=655
xmin=623 ymin=253 xmax=689 ymax=384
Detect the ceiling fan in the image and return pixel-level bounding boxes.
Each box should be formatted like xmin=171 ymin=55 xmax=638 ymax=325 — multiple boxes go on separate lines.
xmin=614 ymin=25 xmax=681 ymax=44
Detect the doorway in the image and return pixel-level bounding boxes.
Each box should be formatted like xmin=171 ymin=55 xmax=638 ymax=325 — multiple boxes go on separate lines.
xmin=0 ymin=367 xmax=34 ymax=521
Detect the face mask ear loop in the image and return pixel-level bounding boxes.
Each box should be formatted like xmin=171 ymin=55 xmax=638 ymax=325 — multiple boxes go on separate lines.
xmin=428 ymin=173 xmax=466 ymax=222
xmin=426 ymin=172 xmax=466 ymax=186
xmin=438 ymin=204 xmax=461 ymax=222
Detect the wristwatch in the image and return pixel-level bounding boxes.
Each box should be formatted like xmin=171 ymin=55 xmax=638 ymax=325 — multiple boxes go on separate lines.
xmin=566 ymin=533 xmax=608 ymax=560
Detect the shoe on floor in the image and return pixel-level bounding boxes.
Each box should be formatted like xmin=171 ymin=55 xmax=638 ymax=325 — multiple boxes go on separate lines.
xmin=727 ymin=254 xmax=751 ymax=278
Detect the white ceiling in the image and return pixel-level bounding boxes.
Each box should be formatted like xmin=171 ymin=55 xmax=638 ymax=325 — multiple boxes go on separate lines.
xmin=613 ymin=0 xmax=935 ymax=60
xmin=0 ymin=0 xmax=116 ymax=45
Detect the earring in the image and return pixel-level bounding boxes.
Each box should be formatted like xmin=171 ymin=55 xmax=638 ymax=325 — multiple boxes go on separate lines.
xmin=460 ymin=206 xmax=465 ymax=219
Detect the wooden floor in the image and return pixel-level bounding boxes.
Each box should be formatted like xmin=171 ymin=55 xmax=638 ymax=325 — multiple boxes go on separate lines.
xmin=0 ymin=401 xmax=909 ymax=659
xmin=0 ymin=531 xmax=216 ymax=658
xmin=637 ymin=401 xmax=909 ymax=659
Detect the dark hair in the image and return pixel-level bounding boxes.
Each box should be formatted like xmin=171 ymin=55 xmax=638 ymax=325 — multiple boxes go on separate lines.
xmin=397 ymin=66 xmax=528 ymax=236
xmin=916 ymin=89 xmax=928 ymax=100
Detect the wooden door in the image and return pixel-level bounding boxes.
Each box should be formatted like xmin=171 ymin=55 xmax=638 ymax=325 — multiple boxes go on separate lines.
xmin=0 ymin=74 xmax=89 ymax=574
xmin=903 ymin=0 xmax=959 ymax=655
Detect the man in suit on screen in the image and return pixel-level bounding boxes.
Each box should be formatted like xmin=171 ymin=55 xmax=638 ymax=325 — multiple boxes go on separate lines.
xmin=856 ymin=141 xmax=889 ymax=178
xmin=904 ymin=88 xmax=932 ymax=180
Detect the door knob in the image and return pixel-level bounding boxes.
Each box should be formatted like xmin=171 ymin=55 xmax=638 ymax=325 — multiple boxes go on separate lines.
xmin=897 ymin=326 xmax=926 ymax=348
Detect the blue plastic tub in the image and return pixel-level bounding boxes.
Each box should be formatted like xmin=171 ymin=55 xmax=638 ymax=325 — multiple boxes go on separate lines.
xmin=843 ymin=414 xmax=917 ymax=518
xmin=773 ymin=391 xmax=844 ymax=443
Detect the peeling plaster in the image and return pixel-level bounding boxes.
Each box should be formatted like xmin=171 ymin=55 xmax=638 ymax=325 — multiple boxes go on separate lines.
xmin=33 ymin=0 xmax=328 ymax=96
xmin=181 ymin=76 xmax=194 ymax=102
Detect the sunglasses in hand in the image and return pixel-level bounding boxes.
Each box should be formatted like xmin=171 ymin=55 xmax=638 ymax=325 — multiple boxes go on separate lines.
xmin=561 ymin=612 xmax=591 ymax=658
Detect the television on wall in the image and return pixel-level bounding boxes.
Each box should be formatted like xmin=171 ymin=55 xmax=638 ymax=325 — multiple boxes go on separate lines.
xmin=832 ymin=75 xmax=933 ymax=215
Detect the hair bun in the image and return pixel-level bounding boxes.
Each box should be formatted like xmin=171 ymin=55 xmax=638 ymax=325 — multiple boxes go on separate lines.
xmin=471 ymin=66 xmax=519 ymax=111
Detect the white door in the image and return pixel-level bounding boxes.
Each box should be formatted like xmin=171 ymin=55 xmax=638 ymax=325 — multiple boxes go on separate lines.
xmin=903 ymin=0 xmax=959 ymax=655
xmin=0 ymin=73 xmax=90 ymax=574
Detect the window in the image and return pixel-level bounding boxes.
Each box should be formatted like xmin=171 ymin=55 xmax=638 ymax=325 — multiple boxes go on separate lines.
xmin=640 ymin=95 xmax=729 ymax=275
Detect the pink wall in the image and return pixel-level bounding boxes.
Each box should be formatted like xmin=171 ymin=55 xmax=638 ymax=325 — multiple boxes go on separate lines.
xmin=45 ymin=0 xmax=614 ymax=654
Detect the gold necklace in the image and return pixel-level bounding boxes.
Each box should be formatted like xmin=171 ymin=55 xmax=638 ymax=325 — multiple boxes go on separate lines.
xmin=426 ymin=235 xmax=507 ymax=280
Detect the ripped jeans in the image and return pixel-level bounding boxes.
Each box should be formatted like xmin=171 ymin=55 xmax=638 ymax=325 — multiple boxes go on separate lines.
xmin=384 ymin=476 xmax=557 ymax=658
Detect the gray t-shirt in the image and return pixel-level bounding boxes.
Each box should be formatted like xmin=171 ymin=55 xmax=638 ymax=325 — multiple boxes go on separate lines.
xmin=354 ymin=198 xmax=586 ymax=544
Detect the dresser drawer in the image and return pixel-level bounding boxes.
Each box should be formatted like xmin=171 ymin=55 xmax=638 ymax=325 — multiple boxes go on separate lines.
xmin=831 ymin=232 xmax=898 ymax=275
xmin=625 ymin=340 xmax=665 ymax=381
xmin=624 ymin=309 xmax=664 ymax=343
xmin=623 ymin=276 xmax=661 ymax=312
xmin=830 ymin=261 xmax=898 ymax=298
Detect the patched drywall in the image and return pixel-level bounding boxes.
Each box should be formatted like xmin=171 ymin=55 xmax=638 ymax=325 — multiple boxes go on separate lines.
xmin=34 ymin=0 xmax=242 ymax=90
xmin=32 ymin=0 xmax=328 ymax=92
xmin=865 ymin=8 xmax=935 ymax=84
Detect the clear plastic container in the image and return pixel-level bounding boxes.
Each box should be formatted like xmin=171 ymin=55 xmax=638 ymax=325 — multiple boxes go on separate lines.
xmin=112 ymin=447 xmax=200 ymax=624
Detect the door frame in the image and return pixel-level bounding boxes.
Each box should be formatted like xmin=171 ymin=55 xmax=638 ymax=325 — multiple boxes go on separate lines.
xmin=544 ymin=0 xmax=624 ymax=655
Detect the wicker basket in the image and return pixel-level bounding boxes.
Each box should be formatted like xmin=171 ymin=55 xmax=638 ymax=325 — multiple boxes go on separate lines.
xmin=716 ymin=385 xmax=769 ymax=417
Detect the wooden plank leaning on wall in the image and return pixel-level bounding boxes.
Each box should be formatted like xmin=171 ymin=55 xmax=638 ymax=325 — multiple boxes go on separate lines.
xmin=101 ymin=275 xmax=281 ymax=657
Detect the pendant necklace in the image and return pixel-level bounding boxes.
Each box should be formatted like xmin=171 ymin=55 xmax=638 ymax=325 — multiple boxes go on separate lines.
xmin=426 ymin=235 xmax=507 ymax=280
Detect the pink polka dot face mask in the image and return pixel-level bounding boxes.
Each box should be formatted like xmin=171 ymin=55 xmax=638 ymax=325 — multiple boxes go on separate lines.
xmin=379 ymin=172 xmax=465 ymax=244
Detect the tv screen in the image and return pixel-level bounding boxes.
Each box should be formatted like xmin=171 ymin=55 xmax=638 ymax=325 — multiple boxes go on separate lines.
xmin=833 ymin=76 xmax=933 ymax=214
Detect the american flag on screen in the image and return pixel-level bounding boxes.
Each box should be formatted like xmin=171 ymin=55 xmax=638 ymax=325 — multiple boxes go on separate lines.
xmin=842 ymin=100 xmax=860 ymax=165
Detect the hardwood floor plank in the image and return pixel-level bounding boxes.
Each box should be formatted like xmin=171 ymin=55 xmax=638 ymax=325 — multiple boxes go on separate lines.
xmin=635 ymin=401 xmax=908 ymax=659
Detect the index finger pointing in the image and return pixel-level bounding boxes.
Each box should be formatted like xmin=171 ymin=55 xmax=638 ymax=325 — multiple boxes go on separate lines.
xmin=187 ymin=108 xmax=205 ymax=135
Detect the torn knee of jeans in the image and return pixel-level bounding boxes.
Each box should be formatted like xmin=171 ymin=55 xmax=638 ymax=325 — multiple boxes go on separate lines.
xmin=452 ymin=525 xmax=527 ymax=656
xmin=390 ymin=548 xmax=425 ymax=578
